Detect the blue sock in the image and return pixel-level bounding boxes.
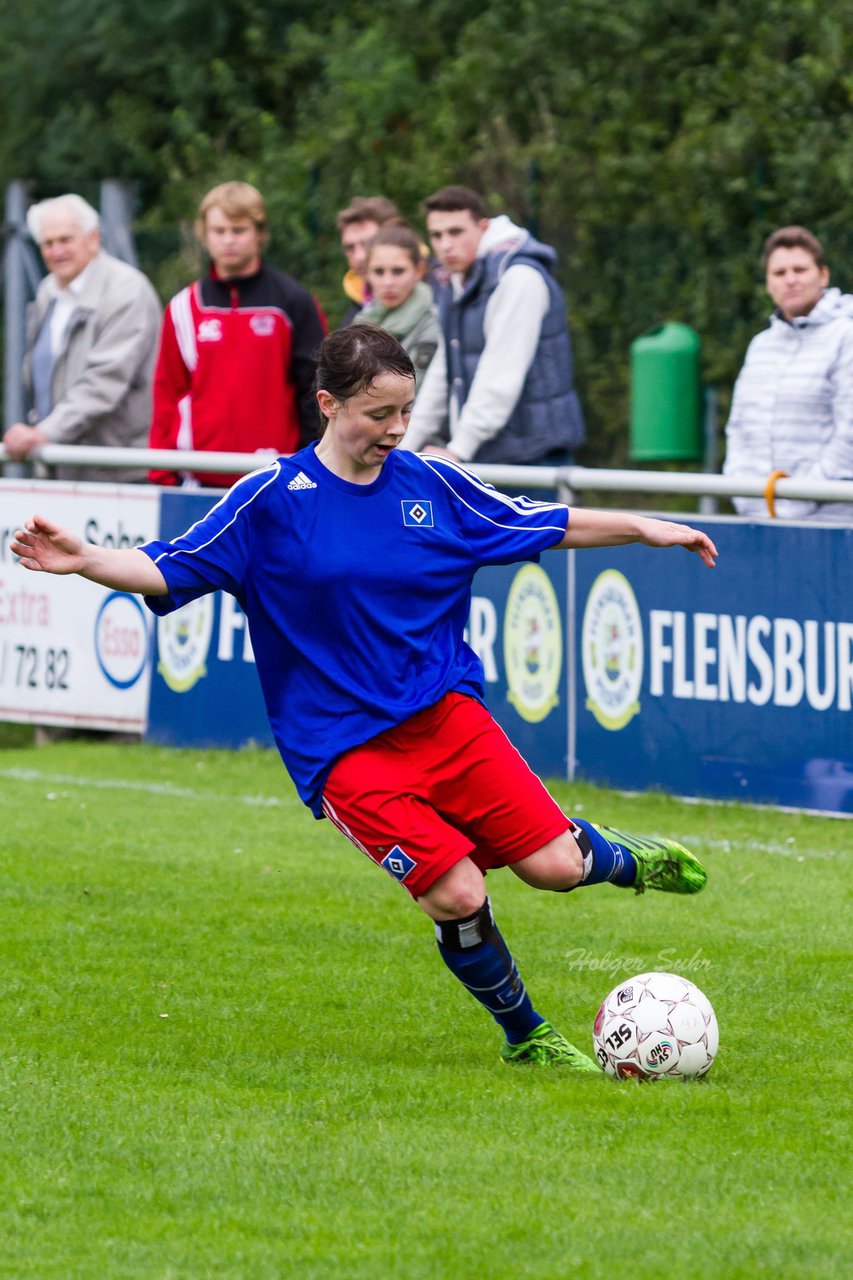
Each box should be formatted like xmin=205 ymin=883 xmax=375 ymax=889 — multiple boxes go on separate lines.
xmin=435 ymin=898 xmax=543 ymax=1045
xmin=570 ymin=818 xmax=637 ymax=887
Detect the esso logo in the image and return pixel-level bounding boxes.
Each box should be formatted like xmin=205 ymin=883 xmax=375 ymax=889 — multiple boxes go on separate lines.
xmin=94 ymin=592 xmax=150 ymax=689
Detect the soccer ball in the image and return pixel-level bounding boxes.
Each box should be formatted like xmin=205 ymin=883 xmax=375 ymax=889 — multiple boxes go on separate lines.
xmin=593 ymin=971 xmax=718 ymax=1080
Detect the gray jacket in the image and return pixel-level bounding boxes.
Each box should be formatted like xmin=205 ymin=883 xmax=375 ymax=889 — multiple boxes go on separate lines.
xmin=24 ymin=250 xmax=162 ymax=481
xmin=723 ymin=287 xmax=853 ymax=522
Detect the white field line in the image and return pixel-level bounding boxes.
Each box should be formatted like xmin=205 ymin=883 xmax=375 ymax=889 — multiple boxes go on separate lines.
xmin=0 ymin=766 xmax=293 ymax=809
xmin=681 ymin=834 xmax=844 ymax=861
xmin=1 ymin=767 xmax=845 ymax=859
xmin=614 ymin=788 xmax=853 ymax=823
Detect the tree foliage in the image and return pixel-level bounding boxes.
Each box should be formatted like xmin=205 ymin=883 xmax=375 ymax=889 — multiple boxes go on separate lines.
xmin=2 ymin=0 xmax=852 ymax=464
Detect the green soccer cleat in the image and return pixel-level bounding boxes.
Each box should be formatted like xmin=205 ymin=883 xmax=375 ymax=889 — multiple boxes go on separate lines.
xmin=501 ymin=1021 xmax=601 ymax=1071
xmin=592 ymin=824 xmax=707 ymax=895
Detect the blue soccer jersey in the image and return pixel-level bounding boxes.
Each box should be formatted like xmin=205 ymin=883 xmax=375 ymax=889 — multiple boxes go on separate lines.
xmin=139 ymin=445 xmax=569 ymax=815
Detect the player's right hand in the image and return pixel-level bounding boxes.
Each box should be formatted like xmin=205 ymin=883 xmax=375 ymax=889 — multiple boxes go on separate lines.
xmin=10 ymin=515 xmax=86 ymax=575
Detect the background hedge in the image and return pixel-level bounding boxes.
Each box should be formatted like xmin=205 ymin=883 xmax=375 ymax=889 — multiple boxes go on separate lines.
xmin=2 ymin=0 xmax=852 ymax=467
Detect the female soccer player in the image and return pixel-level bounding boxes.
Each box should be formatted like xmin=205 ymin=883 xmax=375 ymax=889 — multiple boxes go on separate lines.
xmin=12 ymin=325 xmax=717 ymax=1071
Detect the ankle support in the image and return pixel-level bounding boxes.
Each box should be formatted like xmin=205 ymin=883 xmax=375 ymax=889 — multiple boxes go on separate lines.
xmin=434 ymin=899 xmax=494 ymax=951
xmin=572 ymin=820 xmax=594 ymax=882
xmin=556 ymin=820 xmax=595 ymax=891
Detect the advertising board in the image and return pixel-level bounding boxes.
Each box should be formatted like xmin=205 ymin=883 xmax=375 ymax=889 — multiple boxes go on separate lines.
xmin=6 ymin=481 xmax=847 ymax=815
xmin=573 ymin=521 xmax=853 ymax=814
xmin=144 ymin=492 xmax=273 ymax=749
xmin=0 ymin=480 xmax=158 ymax=731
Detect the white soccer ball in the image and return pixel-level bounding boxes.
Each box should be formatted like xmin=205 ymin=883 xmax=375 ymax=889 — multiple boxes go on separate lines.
xmin=593 ymin=971 xmax=718 ymax=1080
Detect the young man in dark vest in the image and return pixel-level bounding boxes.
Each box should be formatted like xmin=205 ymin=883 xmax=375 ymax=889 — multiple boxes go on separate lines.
xmin=402 ymin=185 xmax=584 ymax=465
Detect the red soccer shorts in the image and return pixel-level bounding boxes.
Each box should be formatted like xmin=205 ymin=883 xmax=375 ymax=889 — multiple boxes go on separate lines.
xmin=322 ymin=691 xmax=572 ymax=899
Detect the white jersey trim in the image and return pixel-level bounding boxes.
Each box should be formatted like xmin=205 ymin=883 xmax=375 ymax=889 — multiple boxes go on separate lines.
xmin=416 ymin=454 xmax=568 ymax=536
xmin=183 ymin=299 xmax=294 ymax=330
xmin=176 ymin=392 xmax=193 ymax=452
xmin=171 ymin=286 xmax=198 ymax=372
xmin=322 ymin=796 xmax=373 ymax=859
xmin=147 ymin=461 xmax=282 ymax=565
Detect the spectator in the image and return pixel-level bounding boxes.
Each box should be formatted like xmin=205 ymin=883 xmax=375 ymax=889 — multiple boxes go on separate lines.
xmin=335 ymin=195 xmax=402 ymax=325
xmin=723 ymin=225 xmax=853 ymax=521
xmin=148 ymin=181 xmax=327 ymax=488
xmin=401 ymin=185 xmax=585 ymax=466
xmin=3 ymin=194 xmax=162 ymax=482
xmin=354 ymin=225 xmax=439 ymax=388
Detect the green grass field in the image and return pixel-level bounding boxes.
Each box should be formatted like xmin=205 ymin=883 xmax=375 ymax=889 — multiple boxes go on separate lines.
xmin=1 ymin=736 xmax=850 ymax=1279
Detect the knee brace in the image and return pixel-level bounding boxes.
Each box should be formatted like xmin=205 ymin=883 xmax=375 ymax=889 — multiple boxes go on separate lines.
xmin=434 ymin=898 xmax=494 ymax=951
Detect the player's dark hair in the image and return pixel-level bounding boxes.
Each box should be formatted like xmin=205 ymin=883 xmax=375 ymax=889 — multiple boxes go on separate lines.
xmin=313 ymin=325 xmax=416 ymax=430
xmin=761 ymin=225 xmax=826 ymax=270
xmin=423 ymin=185 xmax=487 ymax=221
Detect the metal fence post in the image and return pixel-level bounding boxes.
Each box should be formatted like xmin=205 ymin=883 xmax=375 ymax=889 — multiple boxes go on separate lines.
xmin=4 ymin=181 xmax=33 ymax=430
xmin=557 ymin=470 xmax=577 ymax=507
xmin=99 ymin=180 xmax=139 ymax=267
xmin=699 ymin=386 xmax=719 ymax=516
xmin=3 ymin=180 xmax=43 ymax=475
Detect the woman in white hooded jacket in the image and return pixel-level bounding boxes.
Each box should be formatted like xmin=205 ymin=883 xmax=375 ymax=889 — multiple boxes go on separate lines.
xmin=723 ymin=225 xmax=853 ymax=522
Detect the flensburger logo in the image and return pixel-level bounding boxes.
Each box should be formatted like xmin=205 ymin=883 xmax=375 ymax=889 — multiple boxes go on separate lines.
xmin=157 ymin=596 xmax=215 ymax=693
xmin=503 ymin=564 xmax=562 ymax=723
xmin=582 ymin=570 xmax=643 ymax=730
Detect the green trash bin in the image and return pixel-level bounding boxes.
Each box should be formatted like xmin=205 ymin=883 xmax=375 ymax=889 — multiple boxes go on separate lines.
xmin=630 ymin=322 xmax=702 ymax=461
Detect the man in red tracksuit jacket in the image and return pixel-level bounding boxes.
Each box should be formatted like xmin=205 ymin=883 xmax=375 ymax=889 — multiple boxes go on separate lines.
xmin=148 ymin=181 xmax=327 ymax=488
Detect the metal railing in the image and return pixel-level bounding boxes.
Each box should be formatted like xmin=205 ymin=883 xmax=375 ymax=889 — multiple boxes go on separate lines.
xmin=2 ymin=442 xmax=853 ymax=513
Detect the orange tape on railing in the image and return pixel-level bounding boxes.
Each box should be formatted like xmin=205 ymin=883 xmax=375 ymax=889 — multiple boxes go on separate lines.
xmin=764 ymin=469 xmax=789 ymax=518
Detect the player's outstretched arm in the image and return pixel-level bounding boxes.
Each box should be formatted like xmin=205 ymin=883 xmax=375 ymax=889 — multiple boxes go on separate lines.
xmin=556 ymin=509 xmax=718 ymax=568
xmin=11 ymin=515 xmax=169 ymax=594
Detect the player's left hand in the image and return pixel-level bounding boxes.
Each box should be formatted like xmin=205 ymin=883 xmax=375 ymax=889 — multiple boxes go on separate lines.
xmin=639 ymin=519 xmax=718 ymax=568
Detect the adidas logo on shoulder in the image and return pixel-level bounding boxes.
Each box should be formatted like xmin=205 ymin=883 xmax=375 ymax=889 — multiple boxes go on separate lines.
xmin=287 ymin=470 xmax=318 ymax=491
